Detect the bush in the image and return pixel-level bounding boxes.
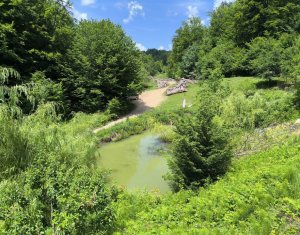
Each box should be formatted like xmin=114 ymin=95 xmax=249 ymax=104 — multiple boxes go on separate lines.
xmin=220 ymin=90 xmax=298 ymax=130
xmin=0 ymin=166 xmax=115 ymax=234
xmin=0 ymin=103 xmax=117 ymax=234
xmin=0 ymin=68 xmax=117 ymax=233
xmin=30 ymin=71 xmax=64 ymax=106
xmin=107 ymin=98 xmax=124 ymax=118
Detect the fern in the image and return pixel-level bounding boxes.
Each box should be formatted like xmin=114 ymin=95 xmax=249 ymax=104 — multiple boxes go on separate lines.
xmin=0 ymin=67 xmax=34 ymax=117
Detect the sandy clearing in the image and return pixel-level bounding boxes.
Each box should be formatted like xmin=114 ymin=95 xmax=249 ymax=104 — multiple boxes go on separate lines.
xmin=93 ymin=82 xmax=174 ymax=133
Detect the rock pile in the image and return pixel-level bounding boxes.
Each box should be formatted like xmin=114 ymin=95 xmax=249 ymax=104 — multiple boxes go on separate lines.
xmin=156 ymin=80 xmax=169 ymax=88
xmin=156 ymin=78 xmax=175 ymax=88
xmin=166 ymin=78 xmax=195 ymax=96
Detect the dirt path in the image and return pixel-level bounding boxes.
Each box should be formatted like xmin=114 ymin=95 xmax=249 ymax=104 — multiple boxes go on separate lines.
xmin=93 ymin=82 xmax=174 ymax=133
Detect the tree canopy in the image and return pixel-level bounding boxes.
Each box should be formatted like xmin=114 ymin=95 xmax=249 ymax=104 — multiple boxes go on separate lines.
xmin=63 ymin=20 xmax=143 ymax=113
xmin=0 ymin=2 xmax=143 ymax=115
xmin=168 ymin=17 xmax=205 ymax=78
xmin=168 ymin=0 xmax=300 ymax=81
xmin=0 ymin=0 xmax=74 ymax=81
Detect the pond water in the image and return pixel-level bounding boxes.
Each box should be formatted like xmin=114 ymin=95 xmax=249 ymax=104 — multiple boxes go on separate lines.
xmin=97 ymin=133 xmax=171 ymax=193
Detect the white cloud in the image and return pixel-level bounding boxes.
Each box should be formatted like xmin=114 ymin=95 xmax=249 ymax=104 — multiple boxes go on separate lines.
xmin=168 ymin=44 xmax=173 ymax=51
xmin=213 ymin=0 xmax=235 ymax=10
xmin=123 ymin=1 xmax=145 ymax=24
xmin=187 ymin=5 xmax=199 ymax=18
xmin=81 ymin=0 xmax=95 ymax=6
xmin=72 ymin=8 xmax=88 ymax=21
xmin=158 ymin=46 xmax=165 ymax=50
xmin=136 ymin=42 xmax=147 ymax=51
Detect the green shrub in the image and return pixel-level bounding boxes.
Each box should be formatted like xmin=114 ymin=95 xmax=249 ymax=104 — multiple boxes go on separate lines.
xmin=220 ymin=90 xmax=298 ymax=130
xmin=107 ymin=98 xmax=124 ymax=118
xmin=0 ymin=67 xmax=116 ymax=233
xmin=0 ymin=166 xmax=115 ymax=234
xmin=30 ymin=71 xmax=64 ymax=106
xmin=0 ymin=104 xmax=117 ymax=234
xmin=168 ymin=114 xmax=232 ymax=191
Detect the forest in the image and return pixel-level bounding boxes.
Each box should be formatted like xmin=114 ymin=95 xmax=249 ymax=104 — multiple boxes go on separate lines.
xmin=0 ymin=0 xmax=300 ymax=234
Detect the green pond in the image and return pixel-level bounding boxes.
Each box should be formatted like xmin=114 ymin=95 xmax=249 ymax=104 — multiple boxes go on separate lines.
xmin=97 ymin=133 xmax=171 ymax=193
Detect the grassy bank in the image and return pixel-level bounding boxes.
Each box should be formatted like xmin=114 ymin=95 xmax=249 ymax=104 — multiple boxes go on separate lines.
xmin=114 ymin=135 xmax=300 ymax=234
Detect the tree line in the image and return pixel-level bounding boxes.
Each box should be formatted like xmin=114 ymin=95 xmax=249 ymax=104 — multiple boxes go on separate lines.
xmin=168 ymin=0 xmax=300 ymax=82
xmin=141 ymin=49 xmax=169 ymax=77
xmin=0 ymin=0 xmax=146 ymax=116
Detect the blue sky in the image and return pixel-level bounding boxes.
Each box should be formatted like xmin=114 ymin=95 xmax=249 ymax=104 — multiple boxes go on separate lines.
xmin=70 ymin=0 xmax=234 ymax=51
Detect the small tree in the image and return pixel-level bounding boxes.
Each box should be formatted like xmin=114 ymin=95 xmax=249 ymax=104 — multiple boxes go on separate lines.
xmin=0 ymin=67 xmax=33 ymax=179
xmin=168 ymin=82 xmax=232 ymax=191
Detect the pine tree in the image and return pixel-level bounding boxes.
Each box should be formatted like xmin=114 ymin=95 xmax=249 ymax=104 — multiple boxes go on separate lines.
xmin=169 ymin=82 xmax=232 ymax=191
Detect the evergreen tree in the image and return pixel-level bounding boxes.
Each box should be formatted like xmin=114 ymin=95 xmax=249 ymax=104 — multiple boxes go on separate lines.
xmin=169 ymin=82 xmax=232 ymax=191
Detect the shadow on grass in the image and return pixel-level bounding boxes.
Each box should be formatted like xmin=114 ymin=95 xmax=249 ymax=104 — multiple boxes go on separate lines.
xmin=255 ymin=79 xmax=290 ymax=90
